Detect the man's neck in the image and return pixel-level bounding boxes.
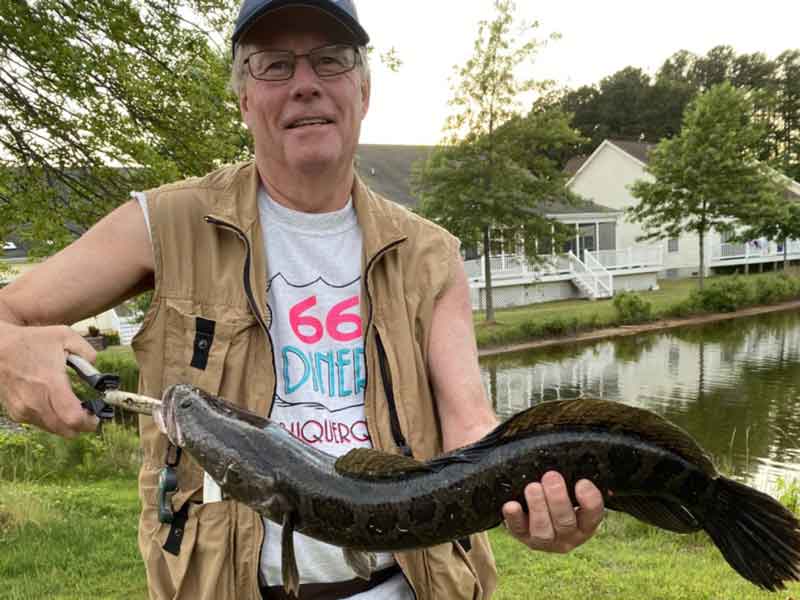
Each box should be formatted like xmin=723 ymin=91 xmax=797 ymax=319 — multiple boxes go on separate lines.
xmin=256 ymin=158 xmax=355 ymax=214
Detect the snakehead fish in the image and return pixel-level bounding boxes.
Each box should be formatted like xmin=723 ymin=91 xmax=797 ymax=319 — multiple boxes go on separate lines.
xmin=158 ymin=383 xmax=800 ymax=595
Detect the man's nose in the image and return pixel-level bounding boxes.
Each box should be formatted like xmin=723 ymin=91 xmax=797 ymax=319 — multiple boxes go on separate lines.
xmin=290 ymin=57 xmax=321 ymax=100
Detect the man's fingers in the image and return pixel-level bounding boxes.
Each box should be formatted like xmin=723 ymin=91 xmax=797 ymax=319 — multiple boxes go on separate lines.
xmin=575 ymin=479 xmax=605 ymax=534
xmin=61 ymin=326 xmax=98 ymax=364
xmin=524 ymin=481 xmax=557 ymax=541
xmin=541 ymin=471 xmax=578 ymax=532
xmin=501 ymin=501 xmax=529 ymax=538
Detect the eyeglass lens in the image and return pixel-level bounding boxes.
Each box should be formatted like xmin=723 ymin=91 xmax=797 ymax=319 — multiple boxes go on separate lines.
xmin=247 ymin=45 xmax=356 ymax=81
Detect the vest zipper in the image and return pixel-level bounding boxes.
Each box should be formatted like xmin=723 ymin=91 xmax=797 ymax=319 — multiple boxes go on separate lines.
xmin=363 ymin=238 xmax=417 ymax=599
xmin=205 ymin=215 xmax=275 ymax=596
xmin=362 ymin=239 xmax=406 ymax=451
xmin=375 ymin=330 xmax=412 ymax=457
xmin=203 ymin=215 xmax=274 ymax=360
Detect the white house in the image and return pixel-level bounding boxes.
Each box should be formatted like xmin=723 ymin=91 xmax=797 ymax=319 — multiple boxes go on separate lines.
xmin=568 ymin=139 xmax=800 ymax=279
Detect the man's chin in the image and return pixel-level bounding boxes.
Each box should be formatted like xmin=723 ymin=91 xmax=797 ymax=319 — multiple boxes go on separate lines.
xmin=285 ymin=146 xmax=345 ymax=175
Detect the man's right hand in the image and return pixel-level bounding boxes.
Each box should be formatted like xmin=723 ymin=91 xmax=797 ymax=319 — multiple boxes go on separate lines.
xmin=0 ymin=321 xmax=100 ymax=437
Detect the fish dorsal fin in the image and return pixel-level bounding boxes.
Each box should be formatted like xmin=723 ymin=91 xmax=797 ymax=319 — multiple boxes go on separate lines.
xmin=490 ymin=399 xmax=716 ymax=474
xmin=334 ymin=448 xmax=432 ymax=480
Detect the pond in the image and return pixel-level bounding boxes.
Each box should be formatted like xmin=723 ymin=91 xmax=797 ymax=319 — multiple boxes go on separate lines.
xmin=480 ymin=310 xmax=800 ymax=493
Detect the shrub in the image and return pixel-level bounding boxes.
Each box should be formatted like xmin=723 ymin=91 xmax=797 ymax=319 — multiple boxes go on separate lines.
xmin=0 ymin=424 xmax=141 ymax=482
xmin=752 ymin=273 xmax=800 ymax=305
xmin=103 ymin=331 xmax=121 ymax=346
xmin=688 ymin=276 xmax=753 ymax=313
xmin=613 ymin=291 xmax=653 ymax=324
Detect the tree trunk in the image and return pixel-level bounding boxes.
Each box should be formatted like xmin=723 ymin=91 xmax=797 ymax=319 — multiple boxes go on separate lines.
xmin=483 ymin=225 xmax=495 ymax=323
xmin=698 ymin=231 xmax=705 ymax=290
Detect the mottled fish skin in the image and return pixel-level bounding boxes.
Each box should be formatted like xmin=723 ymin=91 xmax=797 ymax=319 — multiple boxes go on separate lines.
xmin=159 ymin=384 xmax=800 ymax=592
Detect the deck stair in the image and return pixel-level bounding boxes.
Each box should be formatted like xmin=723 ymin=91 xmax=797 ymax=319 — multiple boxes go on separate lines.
xmin=568 ymin=251 xmax=613 ymax=300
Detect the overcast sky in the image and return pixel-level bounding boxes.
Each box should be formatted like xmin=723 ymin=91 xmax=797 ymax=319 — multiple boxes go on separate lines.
xmin=356 ymin=0 xmax=800 ymax=145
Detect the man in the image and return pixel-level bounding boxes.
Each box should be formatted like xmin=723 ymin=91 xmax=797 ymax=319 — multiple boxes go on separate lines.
xmin=0 ymin=1 xmax=604 ymax=598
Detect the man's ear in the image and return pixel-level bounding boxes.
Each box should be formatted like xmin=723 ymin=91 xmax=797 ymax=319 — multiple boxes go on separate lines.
xmin=239 ymin=87 xmax=250 ymax=126
xmin=360 ymin=78 xmax=371 ymax=119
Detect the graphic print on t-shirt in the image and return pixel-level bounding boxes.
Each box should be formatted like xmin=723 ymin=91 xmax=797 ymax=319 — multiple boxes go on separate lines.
xmin=267 ymin=271 xmax=371 ymax=454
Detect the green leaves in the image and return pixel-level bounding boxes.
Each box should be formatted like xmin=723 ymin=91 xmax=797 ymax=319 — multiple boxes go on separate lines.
xmin=628 ymin=83 xmax=785 ymax=287
xmin=413 ymin=1 xmax=582 ymax=319
xmin=0 ymin=0 xmax=246 ymax=250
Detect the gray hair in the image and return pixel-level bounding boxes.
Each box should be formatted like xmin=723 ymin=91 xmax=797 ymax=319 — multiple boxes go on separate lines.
xmin=229 ymin=44 xmax=371 ymax=97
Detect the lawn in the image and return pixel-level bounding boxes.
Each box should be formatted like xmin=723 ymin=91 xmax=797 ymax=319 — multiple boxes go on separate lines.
xmin=1 ymin=478 xmax=797 ymax=600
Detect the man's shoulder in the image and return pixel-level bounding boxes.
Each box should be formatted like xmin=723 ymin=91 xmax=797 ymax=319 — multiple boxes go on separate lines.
xmin=146 ymin=161 xmax=252 ymax=199
xmin=366 ymin=187 xmax=457 ymax=246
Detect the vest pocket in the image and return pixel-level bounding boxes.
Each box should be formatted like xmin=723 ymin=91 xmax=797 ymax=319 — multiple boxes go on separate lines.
xmin=162 ymin=301 xmax=258 ymax=397
xmin=141 ymin=501 xmax=235 ymax=600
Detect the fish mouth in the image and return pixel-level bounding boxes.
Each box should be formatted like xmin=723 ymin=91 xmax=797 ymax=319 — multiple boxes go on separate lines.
xmin=157 ymin=384 xmax=196 ymax=447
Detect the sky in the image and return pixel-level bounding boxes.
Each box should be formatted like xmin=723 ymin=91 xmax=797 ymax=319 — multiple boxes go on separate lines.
xmin=355 ymin=0 xmax=800 ymax=146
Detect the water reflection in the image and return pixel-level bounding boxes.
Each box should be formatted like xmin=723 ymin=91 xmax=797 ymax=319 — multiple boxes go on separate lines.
xmin=480 ymin=311 xmax=800 ymax=492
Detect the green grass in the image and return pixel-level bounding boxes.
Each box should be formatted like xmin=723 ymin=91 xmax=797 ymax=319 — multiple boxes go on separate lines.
xmin=489 ymin=511 xmax=800 ymax=599
xmin=1 ymin=478 xmax=798 ymax=599
xmin=0 ymin=479 xmax=147 ymax=600
xmin=474 ymin=274 xmax=800 ymax=349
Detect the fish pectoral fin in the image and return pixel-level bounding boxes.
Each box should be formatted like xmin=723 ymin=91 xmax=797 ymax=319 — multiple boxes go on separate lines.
xmin=342 ymin=548 xmax=376 ymax=580
xmin=281 ymin=511 xmax=300 ymax=597
xmin=607 ymin=495 xmax=701 ymax=533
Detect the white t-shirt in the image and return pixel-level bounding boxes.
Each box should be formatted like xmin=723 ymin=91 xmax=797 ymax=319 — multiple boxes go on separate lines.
xmin=135 ymin=190 xmax=413 ymax=599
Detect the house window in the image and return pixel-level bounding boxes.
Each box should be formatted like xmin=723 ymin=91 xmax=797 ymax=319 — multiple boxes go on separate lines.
xmin=668 ymin=238 xmax=679 ymax=253
xmin=598 ymin=222 xmax=616 ymax=251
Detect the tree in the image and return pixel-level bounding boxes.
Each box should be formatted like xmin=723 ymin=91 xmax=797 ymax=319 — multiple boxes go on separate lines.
xmin=0 ymin=0 xmax=248 ymax=255
xmin=737 ymin=198 xmax=800 ymax=269
xmin=413 ymin=0 xmax=579 ymax=322
xmin=629 ymin=82 xmax=784 ymax=289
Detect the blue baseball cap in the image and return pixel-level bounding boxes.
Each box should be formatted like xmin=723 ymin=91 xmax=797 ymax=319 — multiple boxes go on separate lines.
xmin=232 ymin=0 xmax=369 ymax=56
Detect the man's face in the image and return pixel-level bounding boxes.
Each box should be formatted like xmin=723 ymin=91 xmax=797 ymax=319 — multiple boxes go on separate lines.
xmin=238 ymin=7 xmax=370 ymax=178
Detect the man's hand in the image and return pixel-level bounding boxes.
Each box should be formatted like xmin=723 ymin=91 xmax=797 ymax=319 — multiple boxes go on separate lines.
xmin=502 ymin=471 xmax=604 ymax=553
xmin=0 ymin=321 xmax=99 ymax=437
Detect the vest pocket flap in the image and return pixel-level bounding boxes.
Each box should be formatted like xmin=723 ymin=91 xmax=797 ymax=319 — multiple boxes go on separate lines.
xmin=164 ymin=302 xmax=258 ymax=396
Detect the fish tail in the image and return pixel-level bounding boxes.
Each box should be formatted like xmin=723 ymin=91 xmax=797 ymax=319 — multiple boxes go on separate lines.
xmin=702 ymin=476 xmax=800 ymax=591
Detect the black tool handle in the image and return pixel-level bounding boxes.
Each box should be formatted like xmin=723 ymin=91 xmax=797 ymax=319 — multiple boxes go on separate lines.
xmin=66 ymin=354 xmax=120 ymax=392
xmin=66 ymin=353 xmax=118 ymax=420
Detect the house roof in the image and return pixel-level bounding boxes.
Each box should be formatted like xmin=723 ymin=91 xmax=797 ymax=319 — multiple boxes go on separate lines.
xmin=355 ymin=144 xmax=433 ymax=207
xmin=540 ymin=199 xmax=619 ymax=216
xmin=607 ymin=139 xmax=657 ymax=165
xmin=564 ymin=154 xmax=589 ymax=177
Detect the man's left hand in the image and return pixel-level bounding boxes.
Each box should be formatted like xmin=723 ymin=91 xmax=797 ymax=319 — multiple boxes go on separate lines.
xmin=502 ymin=471 xmax=605 ymax=553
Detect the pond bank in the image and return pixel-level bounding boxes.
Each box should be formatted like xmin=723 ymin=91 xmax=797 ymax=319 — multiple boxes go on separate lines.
xmin=479 ymin=297 xmax=800 ymax=358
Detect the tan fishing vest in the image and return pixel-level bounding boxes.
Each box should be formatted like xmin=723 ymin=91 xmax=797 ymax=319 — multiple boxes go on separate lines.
xmin=131 ymin=161 xmax=498 ymax=600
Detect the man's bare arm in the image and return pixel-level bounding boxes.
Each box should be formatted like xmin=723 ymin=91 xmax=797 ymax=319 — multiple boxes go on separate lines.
xmin=0 ymin=200 xmax=154 ymax=326
xmin=0 ymin=200 xmax=154 ymax=436
xmin=426 ymin=255 xmax=604 ymax=553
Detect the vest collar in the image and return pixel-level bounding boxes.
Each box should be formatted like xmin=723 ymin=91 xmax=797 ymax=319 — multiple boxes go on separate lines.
xmin=211 ymin=161 xmax=407 ymax=260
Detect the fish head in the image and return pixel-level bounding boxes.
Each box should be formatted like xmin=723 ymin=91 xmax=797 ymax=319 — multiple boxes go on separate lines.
xmin=156 ymin=383 xmax=222 ymax=447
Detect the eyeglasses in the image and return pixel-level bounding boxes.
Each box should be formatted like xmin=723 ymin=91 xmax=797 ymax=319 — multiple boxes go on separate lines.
xmin=244 ymin=44 xmax=359 ymax=82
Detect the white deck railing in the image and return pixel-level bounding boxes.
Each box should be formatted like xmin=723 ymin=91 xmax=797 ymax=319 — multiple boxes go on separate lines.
xmin=465 ymin=246 xmax=661 ymax=284
xmin=587 ymin=246 xmax=663 ymax=270
xmin=582 ymin=251 xmax=614 ymax=297
xmin=712 ymin=239 xmax=800 ymax=261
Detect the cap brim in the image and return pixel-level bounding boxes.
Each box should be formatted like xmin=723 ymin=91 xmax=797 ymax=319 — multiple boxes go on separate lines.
xmin=232 ymin=0 xmax=369 ymax=56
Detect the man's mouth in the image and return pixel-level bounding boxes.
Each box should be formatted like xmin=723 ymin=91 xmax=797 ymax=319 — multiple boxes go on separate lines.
xmin=286 ymin=117 xmax=334 ymax=129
